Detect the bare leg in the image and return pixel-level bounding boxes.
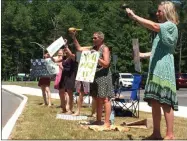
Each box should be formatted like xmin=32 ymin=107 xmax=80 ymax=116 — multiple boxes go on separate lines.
xmin=67 ymin=89 xmax=73 ymax=113
xmin=91 ymin=97 xmax=96 ymax=117
xmin=162 ymin=104 xmax=175 ymax=139
xmin=41 ymin=85 xmax=47 ymax=105
xmin=45 ymin=86 xmax=51 ymax=106
xmin=104 ymin=97 xmax=111 ymax=128
xmin=151 ymin=100 xmax=162 ymax=139
xmin=95 ymin=97 xmax=103 ymax=124
xmin=59 ymin=89 xmax=66 ymax=112
xmin=73 ymin=91 xmax=84 ymax=116
xmin=58 ymin=90 xmax=63 ymax=108
xmin=65 ymin=92 xmax=70 ymax=111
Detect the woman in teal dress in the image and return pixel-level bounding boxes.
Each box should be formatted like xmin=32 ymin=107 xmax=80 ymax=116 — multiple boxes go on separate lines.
xmin=126 ymin=1 xmax=179 ymax=140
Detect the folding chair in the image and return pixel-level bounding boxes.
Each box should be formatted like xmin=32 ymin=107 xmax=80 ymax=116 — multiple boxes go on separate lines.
xmin=112 ymin=74 xmax=142 ymax=118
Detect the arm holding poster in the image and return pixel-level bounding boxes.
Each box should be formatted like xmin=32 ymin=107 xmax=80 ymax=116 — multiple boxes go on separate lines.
xmin=98 ymin=46 xmax=110 ymax=68
xmin=64 ymin=46 xmax=75 ymax=61
xmin=132 ymin=39 xmax=151 ymax=72
xmin=139 ymin=52 xmax=151 ymax=59
xmin=69 ymin=30 xmax=91 ymax=52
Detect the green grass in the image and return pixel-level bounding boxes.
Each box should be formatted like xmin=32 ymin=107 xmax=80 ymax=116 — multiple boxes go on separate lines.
xmin=9 ymin=95 xmax=187 ymax=140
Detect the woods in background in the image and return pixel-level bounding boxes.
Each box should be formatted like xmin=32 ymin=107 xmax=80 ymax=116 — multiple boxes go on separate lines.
xmin=1 ymin=0 xmax=187 ymax=80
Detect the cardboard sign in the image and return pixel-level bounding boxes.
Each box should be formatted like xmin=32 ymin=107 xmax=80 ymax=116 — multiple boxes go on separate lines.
xmin=56 ymin=114 xmax=88 ymax=120
xmin=30 ymin=58 xmax=59 ymax=77
xmin=132 ymin=39 xmax=141 ymax=72
xmin=47 ymin=36 xmax=65 ymax=57
xmin=76 ymin=51 xmax=99 ymax=82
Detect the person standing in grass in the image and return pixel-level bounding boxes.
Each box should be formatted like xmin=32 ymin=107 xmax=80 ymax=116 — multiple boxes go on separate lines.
xmin=64 ymin=47 xmax=97 ymax=117
xmin=53 ymin=49 xmax=70 ymax=110
xmin=38 ymin=51 xmax=52 ymax=107
xmin=69 ymin=31 xmax=114 ymax=128
xmin=126 ymin=1 xmax=179 ymax=139
xmin=52 ymin=41 xmax=76 ymax=114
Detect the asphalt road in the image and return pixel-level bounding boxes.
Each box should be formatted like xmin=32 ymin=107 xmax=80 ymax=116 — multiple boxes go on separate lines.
xmin=2 ymin=90 xmax=22 ymax=128
xmin=37 ymin=86 xmax=187 ymax=107
xmin=121 ymin=88 xmax=187 ymax=107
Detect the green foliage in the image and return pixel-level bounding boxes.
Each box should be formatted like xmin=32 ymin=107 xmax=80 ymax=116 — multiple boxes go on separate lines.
xmin=1 ymin=0 xmax=186 ymax=80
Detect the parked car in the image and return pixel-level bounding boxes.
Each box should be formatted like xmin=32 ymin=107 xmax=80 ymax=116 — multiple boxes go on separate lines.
xmin=176 ymin=73 xmax=187 ymax=90
xmin=16 ymin=76 xmax=30 ymax=81
xmin=119 ymin=73 xmax=134 ymax=88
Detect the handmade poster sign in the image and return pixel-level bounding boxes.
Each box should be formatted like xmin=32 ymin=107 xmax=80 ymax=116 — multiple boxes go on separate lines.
xmin=56 ymin=114 xmax=88 ymax=120
xmin=132 ymin=39 xmax=141 ymax=72
xmin=76 ymin=51 xmax=99 ymax=82
xmin=47 ymin=36 xmax=65 ymax=57
xmin=30 ymin=58 xmax=59 ymax=77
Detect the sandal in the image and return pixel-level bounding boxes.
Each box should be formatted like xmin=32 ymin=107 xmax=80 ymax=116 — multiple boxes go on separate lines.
xmin=143 ymin=134 xmax=163 ymax=140
xmin=65 ymin=111 xmax=74 ymax=115
xmin=90 ymin=121 xmax=104 ymax=125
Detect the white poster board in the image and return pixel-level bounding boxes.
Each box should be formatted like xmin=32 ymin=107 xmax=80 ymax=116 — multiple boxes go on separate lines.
xmin=132 ymin=39 xmax=141 ymax=72
xmin=47 ymin=36 xmax=65 ymax=57
xmin=76 ymin=51 xmax=99 ymax=82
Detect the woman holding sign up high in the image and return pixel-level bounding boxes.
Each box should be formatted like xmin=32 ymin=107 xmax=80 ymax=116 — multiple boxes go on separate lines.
xmin=52 ymin=41 xmax=76 ymax=114
xmin=126 ymin=1 xmax=178 ymax=139
xmin=69 ymin=30 xmax=114 ymax=128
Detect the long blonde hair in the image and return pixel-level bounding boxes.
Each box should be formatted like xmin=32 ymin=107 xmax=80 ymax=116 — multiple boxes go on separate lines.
xmin=160 ymin=1 xmax=179 ymax=25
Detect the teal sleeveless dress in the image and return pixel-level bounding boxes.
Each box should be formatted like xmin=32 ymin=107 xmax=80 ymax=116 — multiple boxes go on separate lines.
xmin=144 ymin=21 xmax=178 ymax=111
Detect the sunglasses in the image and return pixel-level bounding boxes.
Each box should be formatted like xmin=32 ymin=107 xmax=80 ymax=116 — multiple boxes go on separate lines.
xmin=93 ymin=37 xmax=98 ymax=40
xmin=157 ymin=10 xmax=163 ymax=13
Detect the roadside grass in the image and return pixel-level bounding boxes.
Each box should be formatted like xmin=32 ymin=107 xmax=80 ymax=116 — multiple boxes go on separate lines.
xmin=10 ymin=95 xmax=187 ymax=140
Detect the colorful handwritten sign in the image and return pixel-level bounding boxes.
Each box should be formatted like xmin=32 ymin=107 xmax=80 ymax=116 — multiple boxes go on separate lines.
xmin=76 ymin=51 xmax=99 ymax=82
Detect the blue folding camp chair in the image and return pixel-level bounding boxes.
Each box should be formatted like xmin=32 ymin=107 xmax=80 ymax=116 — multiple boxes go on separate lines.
xmin=112 ymin=74 xmax=142 ymax=118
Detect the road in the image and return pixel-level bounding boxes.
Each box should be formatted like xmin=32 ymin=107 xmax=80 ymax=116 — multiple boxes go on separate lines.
xmin=35 ymin=86 xmax=187 ymax=107
xmin=121 ymin=88 xmax=187 ymax=107
xmin=2 ymin=90 xmax=22 ymax=128
xmin=31 ymin=86 xmax=187 ymax=106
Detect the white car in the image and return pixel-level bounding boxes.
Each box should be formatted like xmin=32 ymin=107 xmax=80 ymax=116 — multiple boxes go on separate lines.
xmin=119 ymin=73 xmax=134 ymax=88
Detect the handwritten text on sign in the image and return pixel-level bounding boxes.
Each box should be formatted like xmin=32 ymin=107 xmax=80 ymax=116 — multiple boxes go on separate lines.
xmin=76 ymin=51 xmax=99 ymax=82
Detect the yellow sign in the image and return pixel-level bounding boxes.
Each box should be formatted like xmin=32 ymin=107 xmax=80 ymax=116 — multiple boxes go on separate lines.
xmin=76 ymin=51 xmax=99 ymax=82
